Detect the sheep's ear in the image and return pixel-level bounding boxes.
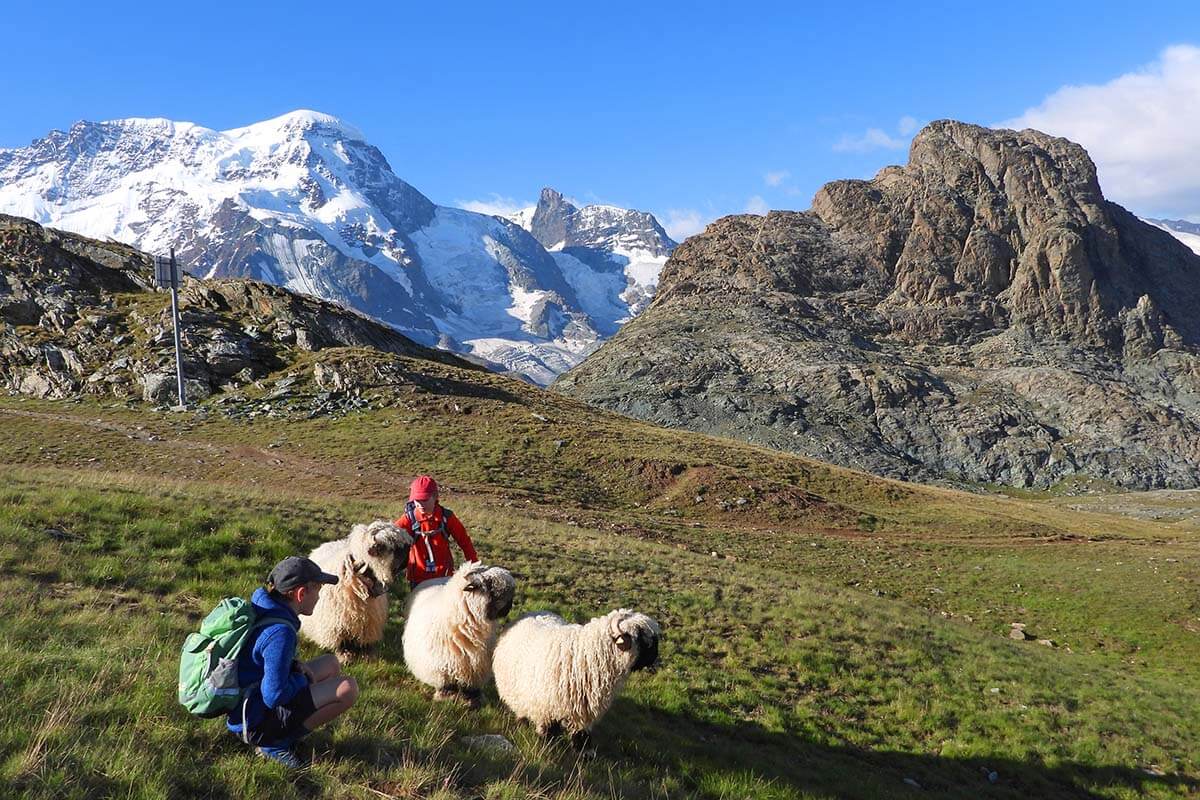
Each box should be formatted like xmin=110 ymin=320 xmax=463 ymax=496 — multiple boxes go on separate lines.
xmin=614 ymin=633 xmax=633 ymax=652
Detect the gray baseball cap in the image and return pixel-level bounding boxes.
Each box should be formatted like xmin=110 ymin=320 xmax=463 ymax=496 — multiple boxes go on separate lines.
xmin=267 ymin=556 xmax=338 ymax=593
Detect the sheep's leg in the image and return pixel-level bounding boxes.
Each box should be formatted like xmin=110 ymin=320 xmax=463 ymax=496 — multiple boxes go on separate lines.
xmin=434 ymin=684 xmax=460 ymax=702
xmin=539 ymin=720 xmax=565 ymax=738
xmin=460 ymin=687 xmax=482 ymax=710
xmin=335 ymin=641 xmax=364 ymax=664
xmin=571 ymin=729 xmax=597 ymax=759
xmin=343 ymin=637 xmax=378 ymax=661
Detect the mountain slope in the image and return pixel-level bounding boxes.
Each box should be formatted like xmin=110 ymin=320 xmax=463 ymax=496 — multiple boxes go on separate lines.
xmin=1146 ymin=217 xmax=1200 ymax=255
xmin=556 ymin=121 xmax=1200 ymax=490
xmin=1 ymin=212 xmax=1198 ymax=799
xmin=0 ymin=112 xmax=671 ymax=384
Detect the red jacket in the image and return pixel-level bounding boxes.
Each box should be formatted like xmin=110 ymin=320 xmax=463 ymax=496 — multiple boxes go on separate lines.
xmin=395 ymin=503 xmax=478 ymax=586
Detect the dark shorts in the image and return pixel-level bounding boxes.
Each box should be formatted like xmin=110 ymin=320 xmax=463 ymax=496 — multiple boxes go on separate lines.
xmin=244 ymin=687 xmax=317 ymax=746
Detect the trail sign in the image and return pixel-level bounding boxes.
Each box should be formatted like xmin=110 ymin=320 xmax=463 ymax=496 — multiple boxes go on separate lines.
xmin=153 ymin=255 xmax=176 ymax=290
xmin=152 ymin=249 xmax=186 ymax=408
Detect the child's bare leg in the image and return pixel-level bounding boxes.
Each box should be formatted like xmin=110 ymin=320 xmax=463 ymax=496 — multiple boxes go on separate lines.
xmin=302 ymin=674 xmax=358 ymax=730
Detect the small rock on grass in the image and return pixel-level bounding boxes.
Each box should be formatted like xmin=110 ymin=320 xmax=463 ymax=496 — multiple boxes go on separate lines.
xmin=461 ymin=734 xmax=516 ymax=753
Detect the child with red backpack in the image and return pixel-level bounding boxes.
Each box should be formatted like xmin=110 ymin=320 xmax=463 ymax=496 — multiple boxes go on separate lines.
xmin=395 ymin=475 xmax=478 ymax=587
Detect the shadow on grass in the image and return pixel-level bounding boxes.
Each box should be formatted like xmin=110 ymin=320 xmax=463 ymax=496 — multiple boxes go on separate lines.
xmin=600 ymin=699 xmax=1196 ymax=800
xmin=10 ymin=760 xmax=129 ymax=800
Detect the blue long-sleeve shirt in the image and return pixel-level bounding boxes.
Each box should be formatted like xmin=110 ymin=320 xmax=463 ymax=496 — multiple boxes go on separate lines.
xmin=225 ymin=587 xmax=308 ymax=736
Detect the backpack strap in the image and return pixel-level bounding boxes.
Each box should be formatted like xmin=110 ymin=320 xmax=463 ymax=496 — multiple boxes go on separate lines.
xmin=408 ymin=505 xmax=450 ymax=538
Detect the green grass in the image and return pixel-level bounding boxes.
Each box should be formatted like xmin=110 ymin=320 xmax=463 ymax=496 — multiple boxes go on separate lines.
xmin=0 ymin=466 xmax=1197 ymax=799
xmin=1 ymin=372 xmax=1198 ymax=799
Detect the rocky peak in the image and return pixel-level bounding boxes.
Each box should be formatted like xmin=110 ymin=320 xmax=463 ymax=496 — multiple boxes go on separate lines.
xmin=528 ymin=188 xmax=575 ymax=249
xmin=528 ymin=187 xmax=676 ymax=256
xmin=800 ymin=120 xmax=1199 ymax=348
xmin=559 ymin=121 xmax=1200 ymax=490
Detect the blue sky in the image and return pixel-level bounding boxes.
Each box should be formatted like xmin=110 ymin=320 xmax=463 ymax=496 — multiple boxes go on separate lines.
xmin=3 ymin=1 xmax=1199 ymax=238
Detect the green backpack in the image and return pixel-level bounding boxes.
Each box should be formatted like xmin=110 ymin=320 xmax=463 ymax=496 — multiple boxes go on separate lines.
xmin=177 ymin=597 xmax=297 ymax=718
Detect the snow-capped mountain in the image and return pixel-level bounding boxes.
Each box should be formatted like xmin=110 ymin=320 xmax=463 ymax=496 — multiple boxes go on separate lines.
xmin=0 ymin=111 xmax=673 ymax=384
xmin=1145 ymin=217 xmax=1200 ymax=255
xmin=509 ymin=188 xmax=676 ymax=331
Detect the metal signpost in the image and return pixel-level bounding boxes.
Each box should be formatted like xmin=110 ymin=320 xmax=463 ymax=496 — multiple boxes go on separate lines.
xmin=153 ymin=249 xmax=186 ymax=408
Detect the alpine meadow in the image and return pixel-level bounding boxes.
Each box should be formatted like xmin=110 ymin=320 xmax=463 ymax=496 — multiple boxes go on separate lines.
xmin=4 ymin=7 xmax=1200 ymax=795
xmin=0 ymin=212 xmax=1197 ymax=798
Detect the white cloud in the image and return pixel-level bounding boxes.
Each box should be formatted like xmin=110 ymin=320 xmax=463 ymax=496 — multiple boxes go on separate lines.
xmin=661 ymin=208 xmax=711 ymax=241
xmin=833 ymin=115 xmax=922 ymax=154
xmin=764 ymin=169 xmax=791 ymax=187
xmin=455 ymin=193 xmax=532 ymax=218
xmin=745 ymin=195 xmax=770 ymax=215
xmin=832 ymin=127 xmax=908 ymax=153
xmin=1002 ymin=44 xmax=1200 ymax=215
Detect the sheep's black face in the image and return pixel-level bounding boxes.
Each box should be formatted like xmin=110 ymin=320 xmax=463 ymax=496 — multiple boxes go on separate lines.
xmin=362 ymin=523 xmax=413 ymax=589
xmin=391 ymin=544 xmax=411 ymax=578
xmin=484 ymin=575 xmax=515 ymax=620
xmin=466 ymin=567 xmax=515 ymax=620
xmin=488 ymin=589 xmax=514 ymax=620
xmin=631 ymin=629 xmax=660 ymax=672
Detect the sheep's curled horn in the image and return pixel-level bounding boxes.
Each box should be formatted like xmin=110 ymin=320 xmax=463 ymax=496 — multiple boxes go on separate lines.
xmin=464 ymin=566 xmax=488 ymax=591
xmin=610 ymin=613 xmax=633 ymax=652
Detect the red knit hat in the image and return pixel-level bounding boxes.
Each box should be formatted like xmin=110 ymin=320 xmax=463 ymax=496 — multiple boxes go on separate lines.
xmin=409 ymin=475 xmax=438 ymax=501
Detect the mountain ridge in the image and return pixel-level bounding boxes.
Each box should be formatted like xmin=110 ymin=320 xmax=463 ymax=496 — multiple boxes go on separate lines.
xmin=556 ymin=120 xmax=1200 ymax=490
xmin=0 ymin=112 xmax=672 ymax=384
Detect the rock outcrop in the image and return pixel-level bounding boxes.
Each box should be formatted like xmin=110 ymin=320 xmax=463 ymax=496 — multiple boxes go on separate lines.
xmin=556 ymin=121 xmax=1200 ymax=489
xmin=0 ymin=214 xmax=467 ymax=404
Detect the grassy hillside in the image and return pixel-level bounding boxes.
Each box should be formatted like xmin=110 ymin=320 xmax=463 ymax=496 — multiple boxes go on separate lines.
xmin=1 ymin=372 xmax=1198 ymax=799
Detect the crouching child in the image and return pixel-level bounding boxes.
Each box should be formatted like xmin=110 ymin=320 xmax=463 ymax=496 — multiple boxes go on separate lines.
xmin=226 ymin=556 xmax=360 ymax=767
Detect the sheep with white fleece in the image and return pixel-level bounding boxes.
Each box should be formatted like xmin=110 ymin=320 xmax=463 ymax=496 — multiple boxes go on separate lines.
xmin=402 ymin=561 xmax=516 ymax=706
xmin=301 ymin=520 xmax=413 ymax=659
xmin=492 ymin=608 xmax=661 ymax=747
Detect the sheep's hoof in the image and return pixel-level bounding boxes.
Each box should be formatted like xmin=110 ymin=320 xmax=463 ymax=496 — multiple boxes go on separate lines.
xmin=570 ymin=730 xmax=593 ymax=753
xmin=434 ymin=687 xmax=482 ymax=709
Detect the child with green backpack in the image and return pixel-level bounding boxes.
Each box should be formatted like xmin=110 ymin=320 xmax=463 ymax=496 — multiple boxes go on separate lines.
xmin=179 ymin=556 xmax=360 ymax=768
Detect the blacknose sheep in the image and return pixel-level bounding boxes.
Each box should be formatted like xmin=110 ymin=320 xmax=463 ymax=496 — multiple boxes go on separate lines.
xmin=301 ymin=520 xmax=413 ymax=659
xmin=402 ymin=561 xmax=516 ymax=707
xmin=492 ymin=608 xmax=661 ymax=747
